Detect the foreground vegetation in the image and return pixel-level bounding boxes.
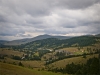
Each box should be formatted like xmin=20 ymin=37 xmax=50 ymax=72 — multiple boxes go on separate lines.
xmin=0 ymin=54 xmax=99 ymax=75
xmin=0 ymin=62 xmax=67 ymax=75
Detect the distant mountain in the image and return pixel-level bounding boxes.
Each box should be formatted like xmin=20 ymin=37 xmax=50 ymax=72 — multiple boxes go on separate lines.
xmin=2 ymin=34 xmax=71 ymax=45
xmin=29 ymin=34 xmax=71 ymax=40
xmin=0 ymin=40 xmax=8 ymax=44
xmin=1 ymin=34 xmax=99 ymax=46
xmin=95 ymin=34 xmax=100 ymax=37
xmin=12 ymin=36 xmax=98 ymax=50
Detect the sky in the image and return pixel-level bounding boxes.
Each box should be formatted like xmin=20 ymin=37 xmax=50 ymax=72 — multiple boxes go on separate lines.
xmin=0 ymin=0 xmax=100 ymax=41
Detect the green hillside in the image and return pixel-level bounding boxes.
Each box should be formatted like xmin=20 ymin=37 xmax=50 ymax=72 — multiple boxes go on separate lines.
xmin=0 ymin=35 xmax=100 ymax=75
xmin=48 ymin=55 xmax=100 ymax=75
xmin=12 ymin=36 xmax=99 ymax=51
xmin=0 ymin=34 xmax=70 ymax=46
xmin=0 ymin=62 xmax=67 ymax=75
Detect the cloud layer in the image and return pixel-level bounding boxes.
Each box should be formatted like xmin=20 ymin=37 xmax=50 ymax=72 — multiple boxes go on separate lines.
xmin=0 ymin=0 xmax=100 ymax=40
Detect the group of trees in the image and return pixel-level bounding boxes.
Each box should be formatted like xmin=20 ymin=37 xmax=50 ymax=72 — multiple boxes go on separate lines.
xmin=12 ymin=55 xmax=21 ymax=60
xmin=38 ymin=50 xmax=51 ymax=57
xmin=50 ymin=56 xmax=100 ymax=75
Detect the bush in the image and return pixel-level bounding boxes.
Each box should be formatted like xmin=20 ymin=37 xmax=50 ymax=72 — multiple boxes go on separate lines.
xmin=18 ymin=62 xmax=23 ymax=66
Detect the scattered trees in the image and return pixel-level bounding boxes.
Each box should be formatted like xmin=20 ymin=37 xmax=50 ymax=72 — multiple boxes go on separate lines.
xmin=50 ymin=57 xmax=100 ymax=75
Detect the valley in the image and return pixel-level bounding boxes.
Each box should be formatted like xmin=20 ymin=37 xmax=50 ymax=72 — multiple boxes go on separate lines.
xmin=0 ymin=34 xmax=100 ymax=75
xmin=1 ymin=0 xmax=100 ymax=75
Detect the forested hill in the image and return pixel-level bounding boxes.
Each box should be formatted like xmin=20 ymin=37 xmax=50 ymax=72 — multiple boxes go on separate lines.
xmin=12 ymin=36 xmax=100 ymax=51
xmin=2 ymin=34 xmax=71 ymax=46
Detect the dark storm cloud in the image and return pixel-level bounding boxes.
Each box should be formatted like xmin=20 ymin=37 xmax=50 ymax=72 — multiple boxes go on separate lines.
xmin=0 ymin=15 xmax=7 ymax=22
xmin=0 ymin=0 xmax=100 ymax=40
xmin=54 ymin=0 xmax=100 ymax=9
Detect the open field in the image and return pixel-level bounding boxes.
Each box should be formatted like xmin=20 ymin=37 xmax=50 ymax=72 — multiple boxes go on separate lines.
xmin=61 ymin=43 xmax=100 ymax=55
xmin=0 ymin=42 xmax=100 ymax=74
xmin=0 ymin=43 xmax=100 ymax=69
xmin=48 ymin=54 xmax=99 ymax=68
xmin=0 ymin=57 xmax=45 ymax=69
xmin=42 ymin=43 xmax=100 ymax=61
xmin=21 ymin=60 xmax=45 ymax=68
xmin=0 ymin=62 xmax=68 ymax=75
xmin=0 ymin=48 xmax=25 ymax=57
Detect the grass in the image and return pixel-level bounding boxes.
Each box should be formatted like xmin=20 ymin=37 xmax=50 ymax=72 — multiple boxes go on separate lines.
xmin=0 ymin=62 xmax=67 ymax=75
xmin=21 ymin=60 xmax=45 ymax=68
xmin=0 ymin=43 xmax=100 ymax=75
xmin=48 ymin=54 xmax=99 ymax=68
xmin=0 ymin=48 xmax=25 ymax=57
xmin=0 ymin=57 xmax=45 ymax=69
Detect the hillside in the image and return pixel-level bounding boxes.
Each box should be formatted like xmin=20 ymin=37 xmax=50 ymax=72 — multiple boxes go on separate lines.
xmin=48 ymin=54 xmax=99 ymax=68
xmin=1 ymin=34 xmax=71 ymax=46
xmin=0 ymin=62 xmax=66 ymax=75
xmin=12 ymin=36 xmax=99 ymax=51
xmin=0 ymin=40 xmax=8 ymax=44
xmin=95 ymin=34 xmax=100 ymax=37
xmin=0 ymin=35 xmax=100 ymax=75
xmin=1 ymin=35 xmax=100 ymax=63
xmin=1 ymin=34 xmax=100 ymax=46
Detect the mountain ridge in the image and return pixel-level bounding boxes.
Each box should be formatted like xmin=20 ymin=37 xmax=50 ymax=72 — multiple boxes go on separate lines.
xmin=0 ymin=33 xmax=100 ymax=46
xmin=12 ymin=36 xmax=98 ymax=51
xmin=1 ymin=34 xmax=71 ymax=45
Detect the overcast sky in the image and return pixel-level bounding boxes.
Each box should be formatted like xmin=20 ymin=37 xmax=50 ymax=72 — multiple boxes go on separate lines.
xmin=0 ymin=0 xmax=100 ymax=41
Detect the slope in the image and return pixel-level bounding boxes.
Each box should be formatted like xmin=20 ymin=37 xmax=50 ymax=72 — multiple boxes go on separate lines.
xmin=3 ymin=34 xmax=70 ymax=45
xmin=0 ymin=62 xmax=66 ymax=75
xmin=12 ymin=36 xmax=99 ymax=51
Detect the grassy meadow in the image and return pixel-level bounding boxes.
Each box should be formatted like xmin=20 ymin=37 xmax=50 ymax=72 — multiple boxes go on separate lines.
xmin=0 ymin=62 xmax=68 ymax=75
xmin=48 ymin=54 xmax=99 ymax=68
